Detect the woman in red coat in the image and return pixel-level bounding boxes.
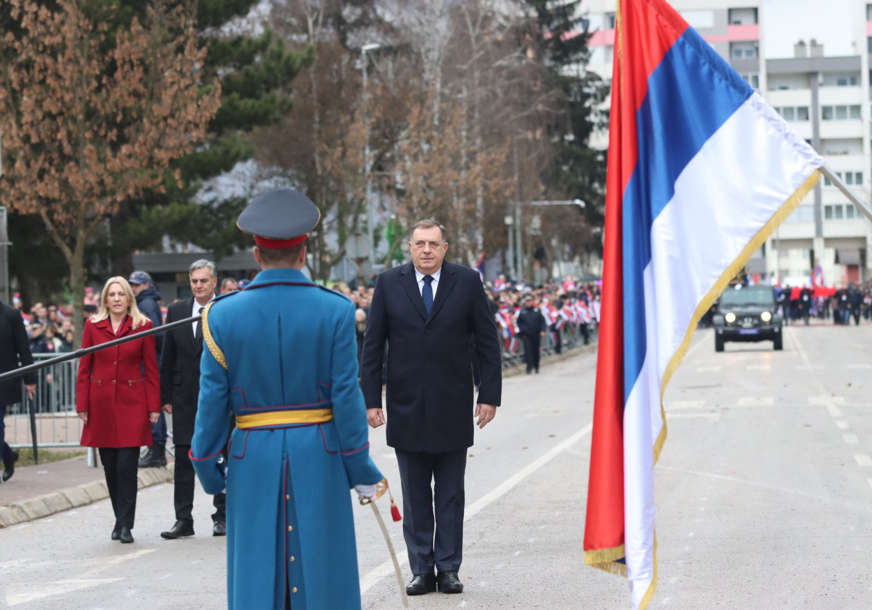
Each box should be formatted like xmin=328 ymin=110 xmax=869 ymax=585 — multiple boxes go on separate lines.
xmin=76 ymin=276 xmax=160 ymax=543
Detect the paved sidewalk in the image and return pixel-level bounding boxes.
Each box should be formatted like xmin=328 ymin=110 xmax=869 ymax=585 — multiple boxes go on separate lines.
xmin=0 ymin=340 xmax=597 ymax=529
xmin=0 ymin=454 xmax=173 ymax=528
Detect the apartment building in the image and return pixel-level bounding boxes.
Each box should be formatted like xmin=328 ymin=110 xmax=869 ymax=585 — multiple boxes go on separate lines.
xmin=583 ymin=0 xmax=872 ymax=286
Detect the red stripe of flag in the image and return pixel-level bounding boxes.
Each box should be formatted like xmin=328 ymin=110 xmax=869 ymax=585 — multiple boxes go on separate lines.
xmin=583 ymin=0 xmax=687 ymax=563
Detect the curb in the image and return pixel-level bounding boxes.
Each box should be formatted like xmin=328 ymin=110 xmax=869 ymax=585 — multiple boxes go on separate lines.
xmin=0 ymin=462 xmax=175 ymax=528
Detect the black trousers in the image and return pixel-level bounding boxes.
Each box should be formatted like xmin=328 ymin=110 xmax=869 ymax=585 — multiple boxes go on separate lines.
xmin=174 ymin=443 xmax=226 ymax=522
xmin=395 ymin=448 xmax=467 ymax=575
xmin=521 ymin=334 xmax=541 ymax=372
xmin=99 ymin=447 xmax=140 ymax=529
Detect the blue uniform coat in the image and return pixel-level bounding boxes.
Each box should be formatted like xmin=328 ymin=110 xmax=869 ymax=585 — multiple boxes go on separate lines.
xmin=191 ymin=268 xmax=382 ymax=610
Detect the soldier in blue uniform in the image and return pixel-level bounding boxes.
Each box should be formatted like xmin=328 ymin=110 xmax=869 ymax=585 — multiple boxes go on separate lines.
xmin=191 ymin=188 xmax=383 ymax=609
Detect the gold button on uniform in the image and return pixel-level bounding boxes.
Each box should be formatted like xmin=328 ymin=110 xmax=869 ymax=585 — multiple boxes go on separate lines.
xmin=285 ymin=494 xmax=290 ymax=500
xmin=292 ymin=587 xmax=298 ymax=593
xmin=288 ymin=525 xmax=293 ymax=532
xmin=289 ymin=555 xmax=295 ymax=562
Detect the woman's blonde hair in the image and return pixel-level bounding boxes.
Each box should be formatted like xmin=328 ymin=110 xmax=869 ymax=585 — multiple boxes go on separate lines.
xmin=91 ymin=276 xmax=149 ymax=329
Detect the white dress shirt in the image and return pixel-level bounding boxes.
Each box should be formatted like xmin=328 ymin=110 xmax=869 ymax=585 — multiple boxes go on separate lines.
xmin=192 ymin=299 xmax=207 ymax=337
xmin=414 ymin=267 xmax=442 ymax=300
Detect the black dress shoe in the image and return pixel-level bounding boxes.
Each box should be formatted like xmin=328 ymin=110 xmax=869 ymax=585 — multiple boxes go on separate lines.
xmin=437 ymin=571 xmax=463 ymax=594
xmin=406 ymin=573 xmax=436 ymax=596
xmin=118 ymin=526 xmax=134 ymax=544
xmin=160 ymin=520 xmax=194 ymax=540
xmin=212 ymin=520 xmax=226 ymax=536
xmin=2 ymin=449 xmax=19 ymax=482
xmin=111 ymin=525 xmax=121 ymax=540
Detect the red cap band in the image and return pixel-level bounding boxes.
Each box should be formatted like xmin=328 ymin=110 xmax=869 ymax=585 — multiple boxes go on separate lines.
xmin=254 ymin=234 xmax=307 ymax=249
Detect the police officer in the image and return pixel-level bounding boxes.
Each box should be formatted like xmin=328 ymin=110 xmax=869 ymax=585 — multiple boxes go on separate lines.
xmin=191 ymin=188 xmax=383 ymax=609
xmin=517 ymin=294 xmax=546 ymax=374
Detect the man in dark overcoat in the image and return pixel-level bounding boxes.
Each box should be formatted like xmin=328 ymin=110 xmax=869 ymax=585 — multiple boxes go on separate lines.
xmin=0 ymin=300 xmax=36 ymax=481
xmin=361 ymin=219 xmax=502 ymax=596
xmin=159 ymin=259 xmax=226 ymax=538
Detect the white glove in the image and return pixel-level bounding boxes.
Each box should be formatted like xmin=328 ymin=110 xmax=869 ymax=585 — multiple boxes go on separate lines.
xmin=354 ymin=483 xmax=377 ymax=502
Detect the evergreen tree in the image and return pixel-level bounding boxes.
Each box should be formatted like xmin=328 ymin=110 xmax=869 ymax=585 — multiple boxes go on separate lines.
xmin=523 ymin=0 xmax=609 ymax=254
xmin=107 ymin=1 xmax=312 ymax=267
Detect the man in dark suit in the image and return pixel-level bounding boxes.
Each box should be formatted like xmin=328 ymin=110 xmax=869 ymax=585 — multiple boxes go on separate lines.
xmin=1 ymin=300 xmax=36 ymax=481
xmin=159 ymin=259 xmax=226 ymax=538
xmin=361 ymin=219 xmax=502 ymax=596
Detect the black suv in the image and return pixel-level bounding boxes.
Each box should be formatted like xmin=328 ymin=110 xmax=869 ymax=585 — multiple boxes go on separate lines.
xmin=713 ymin=285 xmax=782 ymax=352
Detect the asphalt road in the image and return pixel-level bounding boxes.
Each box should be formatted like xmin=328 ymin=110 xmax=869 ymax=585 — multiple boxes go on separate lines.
xmin=2 ymin=324 xmax=871 ymax=609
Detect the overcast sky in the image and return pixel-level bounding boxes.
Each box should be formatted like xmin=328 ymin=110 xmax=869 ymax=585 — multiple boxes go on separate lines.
xmin=764 ymin=0 xmax=858 ymax=58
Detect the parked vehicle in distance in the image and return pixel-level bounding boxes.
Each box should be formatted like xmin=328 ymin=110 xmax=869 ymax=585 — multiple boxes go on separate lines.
xmin=713 ymin=285 xmax=782 ymax=352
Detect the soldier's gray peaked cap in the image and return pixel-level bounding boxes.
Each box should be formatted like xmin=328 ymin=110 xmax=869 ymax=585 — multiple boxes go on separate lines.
xmin=237 ymin=188 xmax=321 ymax=247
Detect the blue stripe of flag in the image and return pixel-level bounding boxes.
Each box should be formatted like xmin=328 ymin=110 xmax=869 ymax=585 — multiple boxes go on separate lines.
xmin=621 ymin=28 xmax=753 ymax=401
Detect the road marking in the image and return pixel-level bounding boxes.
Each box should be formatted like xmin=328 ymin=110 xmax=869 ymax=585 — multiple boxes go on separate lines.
xmin=808 ymin=395 xmax=846 ymax=406
xmin=745 ymin=364 xmax=771 ymax=371
xmin=7 ymin=579 xmax=124 ymax=606
xmin=668 ymin=412 xmax=720 ymax=421
xmin=843 ymin=434 xmax=859 ymax=445
xmin=835 ymin=420 xmax=850 ymax=430
xmin=360 ymin=423 xmax=593 ymax=594
xmin=854 ymin=454 xmax=872 ymax=467
xmin=695 ymin=366 xmax=721 ymax=373
xmin=665 ymin=400 xmax=706 ymax=411
xmin=735 ymin=397 xmax=774 ymax=408
xmin=795 ymin=364 xmax=824 ymax=370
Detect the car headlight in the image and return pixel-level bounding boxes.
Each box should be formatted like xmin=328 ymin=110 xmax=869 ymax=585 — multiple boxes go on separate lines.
xmin=760 ymin=311 xmax=772 ymax=322
xmin=724 ymin=312 xmax=736 ymax=323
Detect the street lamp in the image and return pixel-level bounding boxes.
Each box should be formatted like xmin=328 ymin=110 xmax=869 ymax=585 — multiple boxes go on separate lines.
xmin=504 ymin=211 xmax=515 ymax=279
xmin=360 ymin=43 xmax=381 ymax=271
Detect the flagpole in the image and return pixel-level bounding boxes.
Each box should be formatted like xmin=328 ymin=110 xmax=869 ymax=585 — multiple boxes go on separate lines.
xmin=819 ymin=165 xmax=872 ymax=224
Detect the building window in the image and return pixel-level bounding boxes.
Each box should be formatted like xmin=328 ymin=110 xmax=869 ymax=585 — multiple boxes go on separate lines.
xmin=825 ymin=205 xmax=833 ymax=219
xmin=856 ymin=171 xmax=864 ymax=185
xmin=822 ymin=105 xmax=861 ymax=120
xmin=846 ymin=204 xmax=856 ymax=219
xmin=846 ymin=171 xmax=854 ymax=185
xmin=782 ymin=107 xmax=796 ymax=121
xmin=606 ymin=12 xmax=616 ymax=29
xmin=797 ymin=106 xmax=809 ymax=120
xmin=730 ymin=42 xmax=758 ymax=60
xmin=728 ymin=8 xmax=758 ymax=25
xmin=867 ymin=3 xmax=872 ymax=20
xmin=741 ymin=73 xmax=759 ymax=89
xmin=835 ymin=205 xmax=844 ymax=219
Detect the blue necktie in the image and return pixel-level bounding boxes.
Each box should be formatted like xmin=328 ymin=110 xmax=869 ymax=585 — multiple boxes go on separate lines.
xmin=422 ymin=275 xmax=434 ymax=314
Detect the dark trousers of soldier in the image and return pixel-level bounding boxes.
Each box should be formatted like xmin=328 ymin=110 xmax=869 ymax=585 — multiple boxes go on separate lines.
xmin=395 ymin=449 xmax=467 ymax=576
xmin=99 ymin=447 xmax=139 ymax=529
xmin=522 ymin=334 xmax=541 ymax=373
xmin=550 ymin=324 xmax=562 ymax=354
xmin=579 ymin=322 xmax=590 ymax=345
xmin=174 ymin=444 xmax=226 ymax=523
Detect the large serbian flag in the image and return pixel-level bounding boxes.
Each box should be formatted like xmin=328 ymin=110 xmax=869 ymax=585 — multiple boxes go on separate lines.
xmin=583 ymin=1 xmax=822 ymax=608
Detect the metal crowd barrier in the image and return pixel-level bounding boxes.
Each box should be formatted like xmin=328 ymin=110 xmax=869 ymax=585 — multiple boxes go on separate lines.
xmin=500 ymin=323 xmax=597 ymax=369
xmin=6 ymin=353 xmax=82 ymax=452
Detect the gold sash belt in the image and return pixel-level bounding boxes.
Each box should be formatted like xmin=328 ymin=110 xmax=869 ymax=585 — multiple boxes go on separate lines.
xmin=236 ymin=408 xmax=333 ymax=429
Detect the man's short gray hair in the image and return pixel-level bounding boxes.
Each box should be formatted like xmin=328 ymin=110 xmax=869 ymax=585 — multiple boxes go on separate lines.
xmin=409 ymin=218 xmax=446 ymax=242
xmin=189 ymin=259 xmax=216 ymax=277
